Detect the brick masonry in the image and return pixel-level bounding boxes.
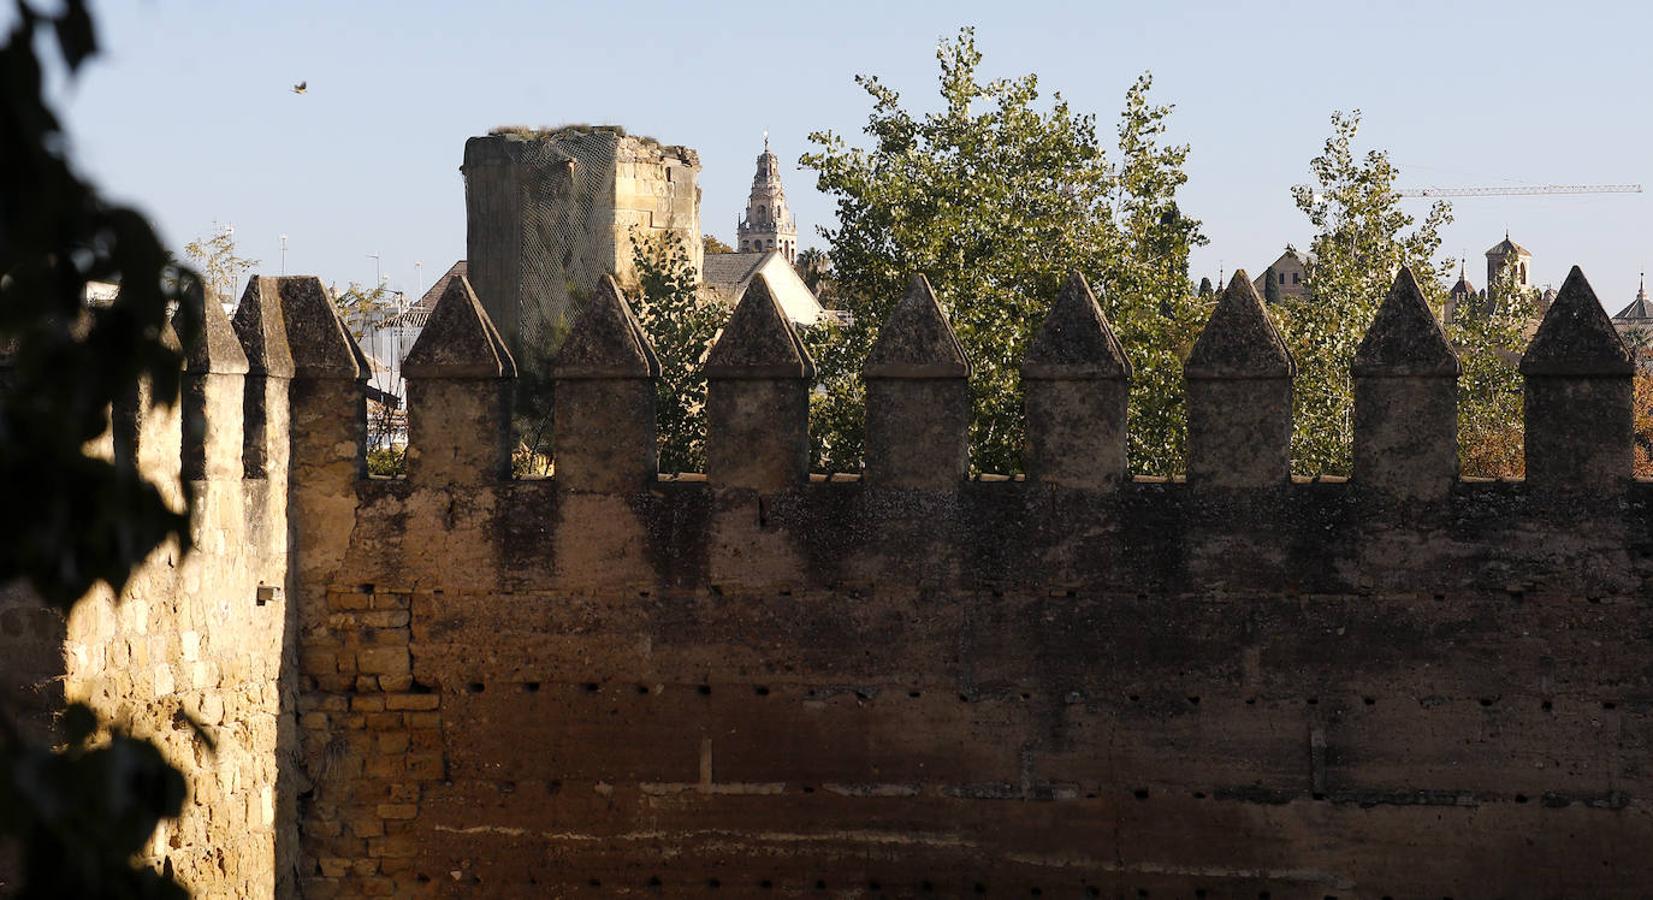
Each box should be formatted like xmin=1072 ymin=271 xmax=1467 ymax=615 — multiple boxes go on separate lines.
xmin=8 ymin=265 xmax=1653 ymax=898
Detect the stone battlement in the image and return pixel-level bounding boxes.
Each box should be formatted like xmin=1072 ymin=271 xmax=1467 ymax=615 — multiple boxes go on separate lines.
xmin=6 ymin=262 xmax=1653 ymax=898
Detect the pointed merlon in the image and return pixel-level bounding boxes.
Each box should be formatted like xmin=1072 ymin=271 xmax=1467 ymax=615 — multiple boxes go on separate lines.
xmin=272 ymin=276 xmax=365 ymax=379
xmin=1185 ymin=269 xmax=1295 ymax=379
xmin=553 ymin=275 xmax=661 ymax=379
xmin=185 ymin=285 xmax=250 ymax=375
xmin=403 ymin=274 xmax=516 ymax=379
xmin=1023 ymin=272 xmax=1131 ymax=381
xmin=1521 ymin=266 xmax=1634 ymax=376
xmin=704 ymin=271 xmax=816 ymax=380
xmin=864 ymin=274 xmax=970 ymax=378
xmin=1352 ymin=266 xmax=1459 ymax=378
xmin=231 ymin=276 xmax=296 ymax=378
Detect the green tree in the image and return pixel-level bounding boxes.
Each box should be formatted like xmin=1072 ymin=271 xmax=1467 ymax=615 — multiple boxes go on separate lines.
xmin=628 ymin=229 xmax=727 ymax=473
xmin=800 ymin=28 xmax=1205 ymax=474
xmin=182 ymin=224 xmax=258 ymax=308
xmin=332 ymin=281 xmax=404 ymax=341
xmin=1451 ymin=262 xmax=1531 ymax=477
xmin=702 ymin=234 xmax=735 ymax=255
xmin=1286 ymin=110 xmax=1454 ymax=474
xmin=1 ymin=1 xmax=197 ymax=895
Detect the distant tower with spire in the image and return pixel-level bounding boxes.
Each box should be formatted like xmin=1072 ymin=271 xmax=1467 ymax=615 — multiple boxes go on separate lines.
xmin=737 ymin=133 xmax=798 ymax=262
xmin=1485 ymin=231 xmax=1532 ymax=289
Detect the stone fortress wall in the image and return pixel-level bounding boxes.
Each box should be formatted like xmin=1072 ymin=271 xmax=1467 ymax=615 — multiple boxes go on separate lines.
xmin=0 ymin=279 xmax=303 ymax=897
xmin=8 ymin=257 xmax=1653 ymax=899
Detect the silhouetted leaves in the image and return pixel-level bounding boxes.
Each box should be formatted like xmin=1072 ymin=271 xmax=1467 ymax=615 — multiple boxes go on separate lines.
xmin=1 ymin=1 xmax=196 ymax=895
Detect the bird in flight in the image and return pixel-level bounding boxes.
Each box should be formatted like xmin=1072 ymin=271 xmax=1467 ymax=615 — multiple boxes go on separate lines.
xmin=291 ymin=81 xmax=307 ymax=94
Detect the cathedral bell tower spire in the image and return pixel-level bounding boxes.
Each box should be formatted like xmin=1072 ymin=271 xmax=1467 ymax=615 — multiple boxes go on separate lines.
xmin=737 ymin=133 xmax=798 ymax=262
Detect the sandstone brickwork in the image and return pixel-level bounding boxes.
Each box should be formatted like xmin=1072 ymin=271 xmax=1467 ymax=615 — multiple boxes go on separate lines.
xmin=10 ymin=265 xmax=1653 ymax=898
xmin=287 ymin=267 xmax=1653 ymax=897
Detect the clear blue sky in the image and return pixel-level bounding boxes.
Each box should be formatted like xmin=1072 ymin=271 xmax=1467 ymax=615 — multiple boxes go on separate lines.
xmin=52 ymin=0 xmax=1653 ymax=308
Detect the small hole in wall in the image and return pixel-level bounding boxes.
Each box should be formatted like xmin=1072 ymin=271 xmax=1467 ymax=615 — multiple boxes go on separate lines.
xmin=1479 ymin=698 xmax=1494 ymax=707
xmin=974 ymin=883 xmax=987 ymax=894
xmin=589 ymin=879 xmax=601 ymax=888
xmin=802 ymin=785 xmax=815 ymax=794
xmin=636 ymin=684 xmax=650 ymax=695
xmin=1542 ymin=700 xmax=1554 ymax=711
xmin=698 ymin=685 xmax=712 ymax=696
xmin=755 ymin=686 xmax=770 ymax=696
xmin=815 ymin=880 xmax=827 ymax=890
xmin=707 ymin=878 xmax=721 ymax=889
xmin=1128 ymin=694 xmax=1141 ymax=703
xmin=1306 ymin=697 xmax=1319 ymax=706
xmin=909 ymin=690 xmax=922 ymax=699
xmin=1192 ymin=791 xmax=1207 ymax=799
xmin=1245 ymin=697 xmax=1257 ymax=705
xmin=1433 ymin=593 xmax=1446 ymax=602
xmin=1515 ymin=794 xmax=1529 ymax=803
xmin=359 ymin=583 xmax=376 ymax=594
xmin=1136 ymin=890 xmax=1149 ymax=898
xmin=759 ymin=880 xmax=773 ymax=890
xmin=921 ymin=881 xmax=936 ymax=893
xmin=467 ymin=682 xmax=485 ymax=694
xmin=958 ymin=693 xmax=971 ymax=702
xmin=523 ymin=682 xmax=541 ymax=693
xmin=1363 ymin=697 xmax=1376 ymax=706
xmin=1186 ymin=696 xmax=1200 ymax=706
xmin=1031 ymin=888 xmax=1043 ymax=896
xmin=1020 ymin=692 xmax=1031 ymax=701
xmin=1603 ymin=701 xmax=1618 ymax=710
xmin=1086 ymin=889 xmax=1100 ymax=898
xmin=639 ymin=591 xmax=651 ymax=598
xmin=583 ymin=682 xmax=600 ymax=693
xmin=869 ymin=881 xmax=881 ymax=891
xmin=1259 ymin=893 xmax=1272 ymax=900
xmin=1195 ymin=890 xmax=1208 ymax=899
xmin=648 ymin=876 xmax=662 ymax=888
xmin=1133 ymin=788 xmax=1150 ymax=800
xmin=411 ymin=680 xmax=434 ymax=694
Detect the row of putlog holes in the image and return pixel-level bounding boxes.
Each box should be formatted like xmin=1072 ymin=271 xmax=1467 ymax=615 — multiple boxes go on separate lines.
xmin=458 ymin=679 xmax=1618 ymax=712
xmin=416 ymin=872 xmax=1449 ymax=899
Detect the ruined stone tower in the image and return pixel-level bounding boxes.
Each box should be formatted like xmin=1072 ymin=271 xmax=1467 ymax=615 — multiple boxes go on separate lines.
xmin=460 ymin=126 xmax=701 ymax=376
xmin=736 ymin=134 xmax=797 ymax=261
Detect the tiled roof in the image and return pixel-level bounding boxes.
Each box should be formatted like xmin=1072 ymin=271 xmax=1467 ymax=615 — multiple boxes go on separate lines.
xmin=1614 ymin=282 xmax=1653 ymax=322
xmin=414 ymin=261 xmax=467 ymax=309
xmin=701 ymin=252 xmax=769 ymax=296
xmin=1486 ymin=237 xmax=1531 ymax=257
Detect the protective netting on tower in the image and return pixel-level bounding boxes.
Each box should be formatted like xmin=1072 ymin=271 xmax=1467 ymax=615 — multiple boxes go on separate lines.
xmin=463 ymin=129 xmax=620 ymax=376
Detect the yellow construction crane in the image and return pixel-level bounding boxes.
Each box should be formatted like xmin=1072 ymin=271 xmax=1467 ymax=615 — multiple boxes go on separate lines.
xmin=1396 ymin=184 xmax=1643 ymax=198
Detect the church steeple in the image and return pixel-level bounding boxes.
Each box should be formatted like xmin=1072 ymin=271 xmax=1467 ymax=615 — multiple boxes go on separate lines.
xmin=737 ymin=133 xmax=797 ymax=262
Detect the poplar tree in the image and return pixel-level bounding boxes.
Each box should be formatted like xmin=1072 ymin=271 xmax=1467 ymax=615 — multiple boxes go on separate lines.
xmin=1286 ymin=110 xmax=1454 ymax=474
xmin=800 ymin=28 xmax=1206 ymax=475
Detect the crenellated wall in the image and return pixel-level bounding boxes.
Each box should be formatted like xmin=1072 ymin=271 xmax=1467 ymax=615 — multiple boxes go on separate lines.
xmin=10 ymin=261 xmax=1653 ymax=898
xmin=289 ymin=265 xmax=1653 ymax=898
xmin=1 ymin=284 xmax=296 ymax=897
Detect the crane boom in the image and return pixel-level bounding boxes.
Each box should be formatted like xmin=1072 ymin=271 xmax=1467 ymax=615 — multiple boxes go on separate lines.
xmin=1396 ymin=184 xmax=1643 ymax=198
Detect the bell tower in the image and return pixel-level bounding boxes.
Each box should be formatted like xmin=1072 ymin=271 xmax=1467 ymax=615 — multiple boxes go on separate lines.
xmin=736 ymin=133 xmax=797 ymax=261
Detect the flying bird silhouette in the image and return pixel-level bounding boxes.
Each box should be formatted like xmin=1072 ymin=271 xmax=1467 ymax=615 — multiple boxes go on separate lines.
xmin=291 ymin=81 xmax=307 ymax=94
